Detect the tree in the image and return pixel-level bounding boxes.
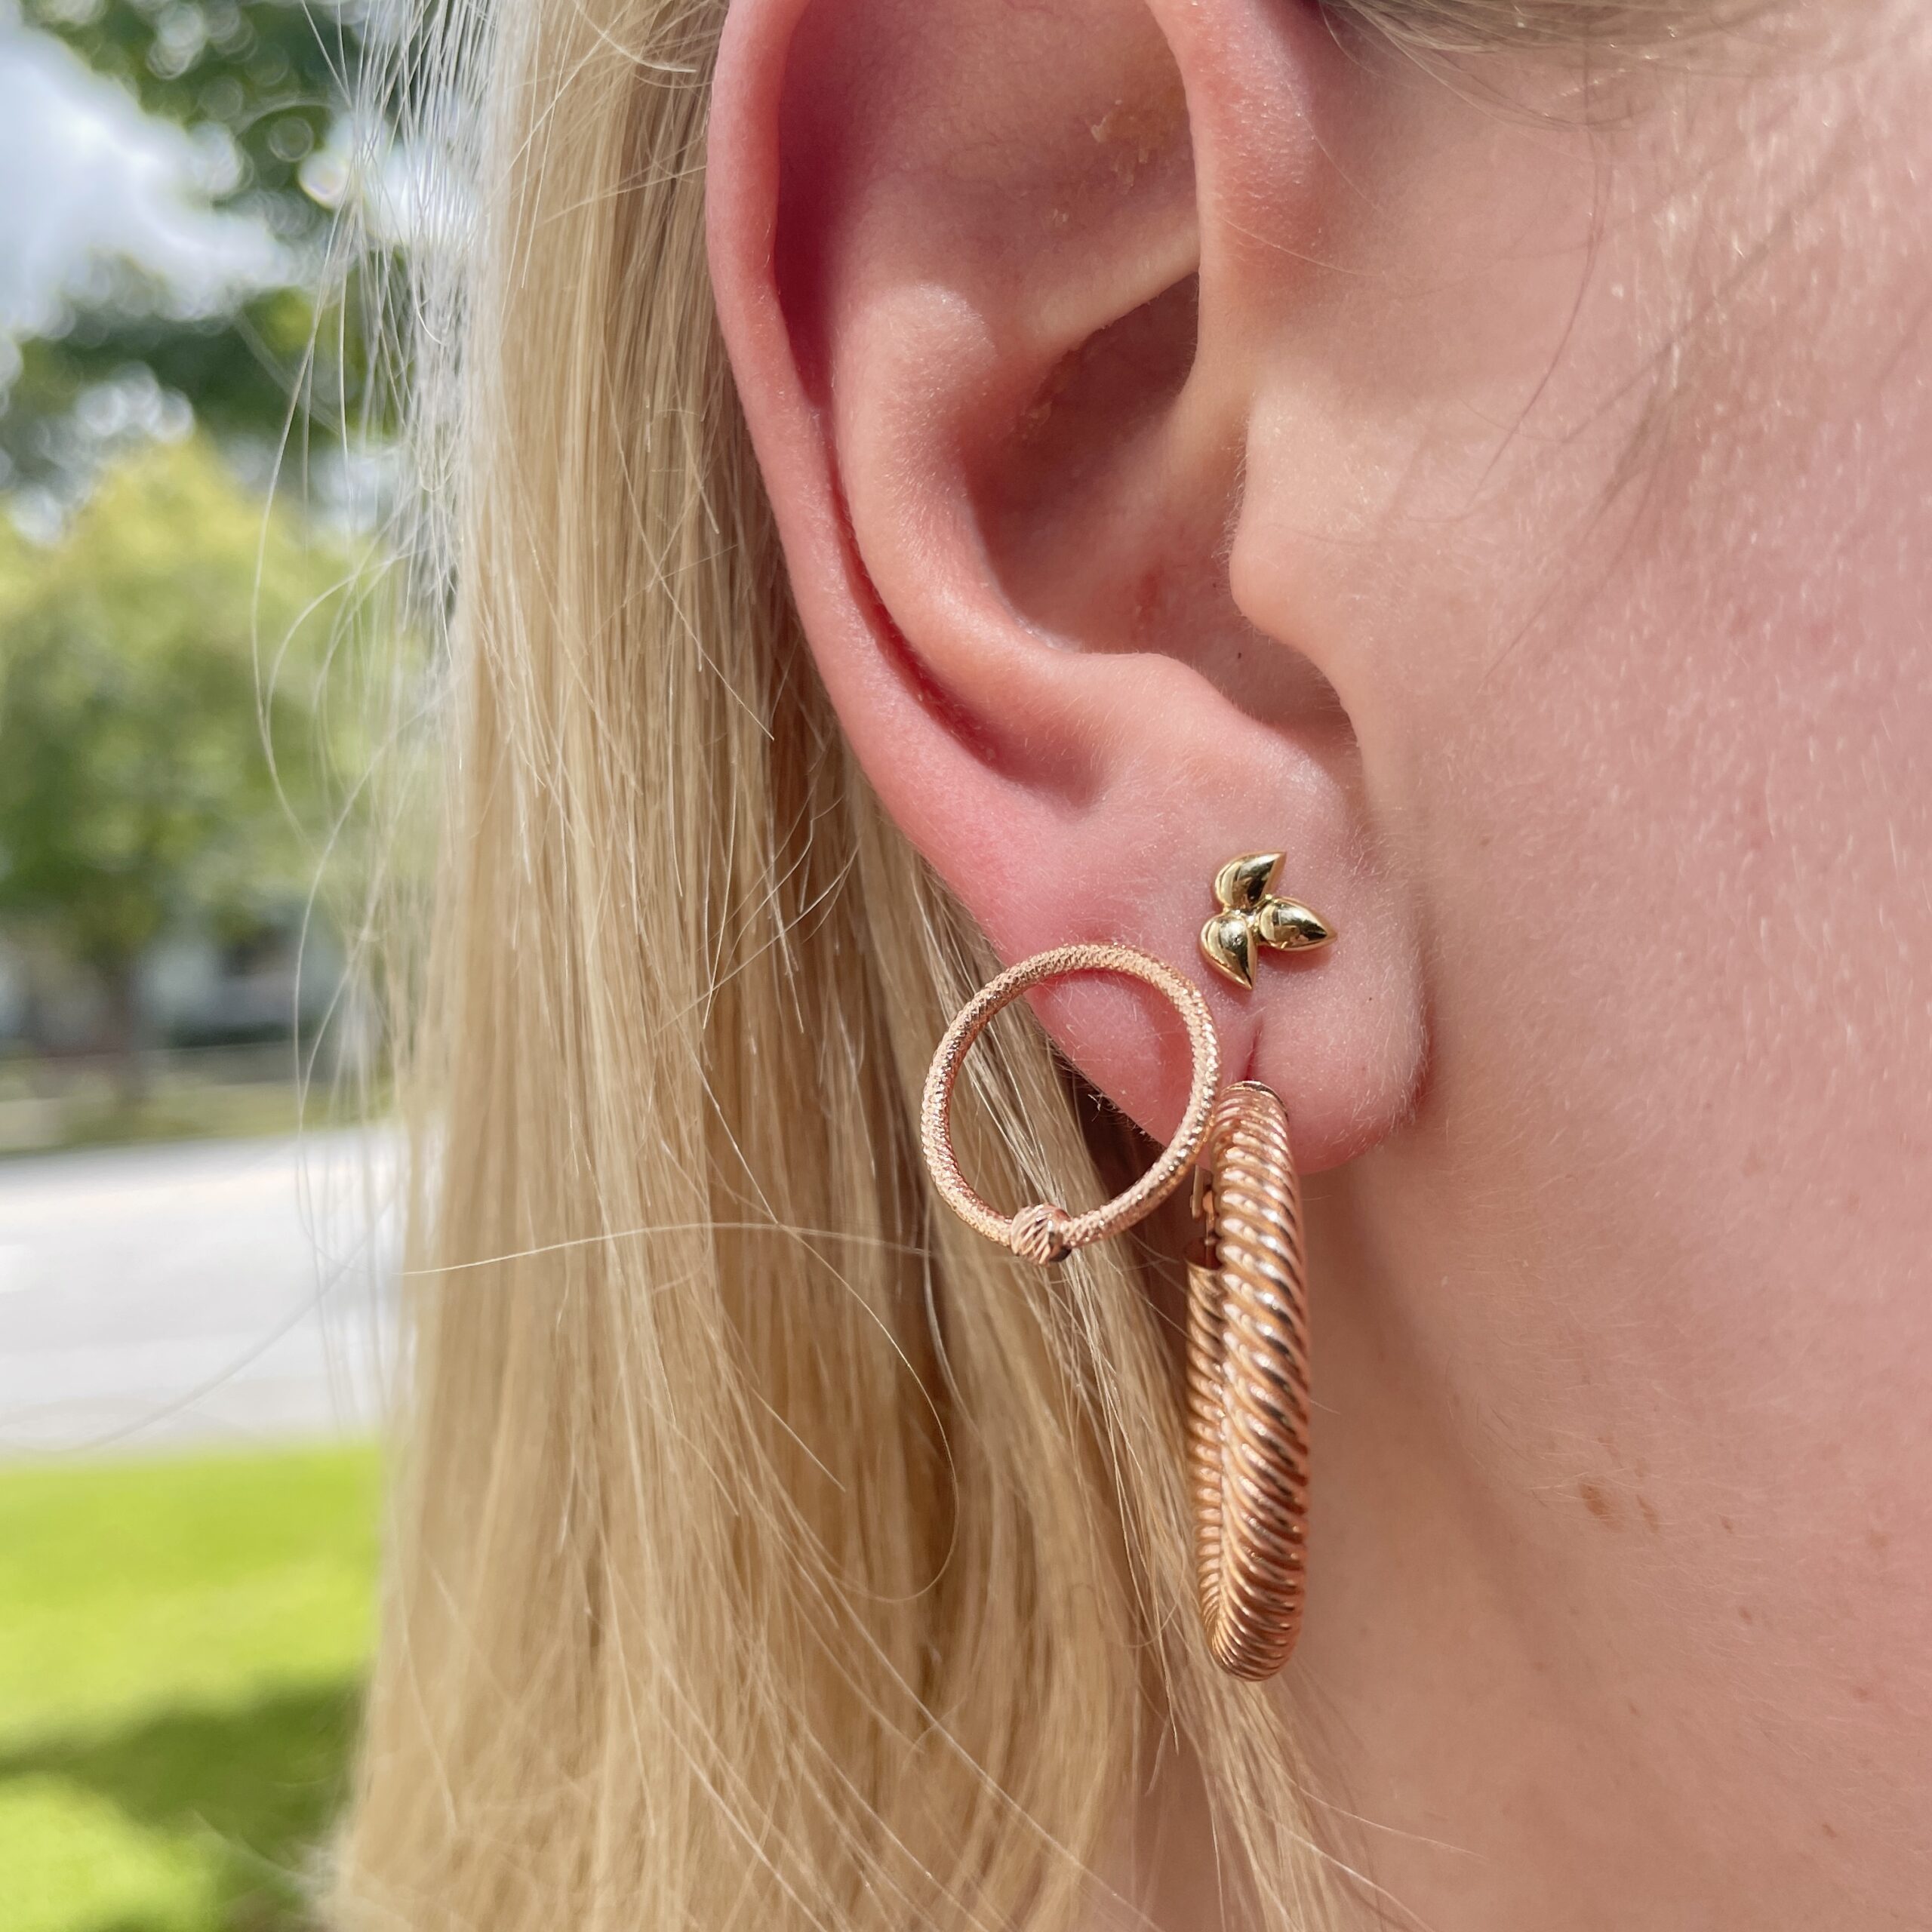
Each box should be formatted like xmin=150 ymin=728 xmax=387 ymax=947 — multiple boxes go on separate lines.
xmin=0 ymin=433 xmax=352 ymax=1088
xmin=3 ymin=0 xmax=399 ymax=496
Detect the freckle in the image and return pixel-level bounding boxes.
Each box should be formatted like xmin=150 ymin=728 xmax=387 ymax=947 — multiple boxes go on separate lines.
xmin=1721 ymin=1517 xmax=1736 ymax=1536
xmin=1739 ymin=1605 xmax=1754 ymax=1624
xmin=1853 ymin=1685 xmax=1875 ymax=1703
xmin=1822 ymin=1822 xmax=1838 ymax=1840
xmin=1636 ymin=1494 xmax=1660 ymax=1533
xmin=1869 ymin=1530 xmax=1890 ymax=1553
xmin=1626 ymin=1699 xmax=1639 ymax=1717
xmin=1579 ymin=1481 xmax=1620 ymax=1527
xmin=1741 ymin=1149 xmax=1765 ymax=1177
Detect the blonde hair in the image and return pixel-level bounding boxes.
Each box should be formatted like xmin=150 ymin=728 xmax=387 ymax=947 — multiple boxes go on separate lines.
xmin=330 ymin=2 xmax=1725 ymax=1928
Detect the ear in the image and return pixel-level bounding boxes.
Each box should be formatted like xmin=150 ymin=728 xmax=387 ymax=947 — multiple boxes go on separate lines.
xmin=706 ymin=0 xmax=1425 ymax=1167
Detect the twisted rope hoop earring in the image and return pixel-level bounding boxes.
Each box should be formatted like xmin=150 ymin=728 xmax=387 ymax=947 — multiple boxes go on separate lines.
xmin=1187 ymin=1081 xmax=1309 ymax=1678
xmin=919 ymin=940 xmax=1312 ymax=1680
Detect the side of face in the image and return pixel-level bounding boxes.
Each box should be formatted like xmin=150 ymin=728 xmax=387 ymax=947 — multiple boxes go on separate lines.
xmin=1263 ymin=19 xmax=1932 ymax=1919
xmin=707 ymin=2 xmax=1932 ymax=1921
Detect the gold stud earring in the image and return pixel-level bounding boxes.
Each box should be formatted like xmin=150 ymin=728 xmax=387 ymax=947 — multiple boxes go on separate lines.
xmin=1198 ymin=852 xmax=1334 ymax=989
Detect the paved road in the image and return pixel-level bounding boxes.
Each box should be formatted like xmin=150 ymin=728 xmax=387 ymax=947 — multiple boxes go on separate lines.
xmin=0 ymin=1131 xmax=398 ymax=1456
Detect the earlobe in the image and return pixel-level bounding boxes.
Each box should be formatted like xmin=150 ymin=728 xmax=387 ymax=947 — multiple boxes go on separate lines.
xmin=707 ymin=0 xmax=1426 ymax=1168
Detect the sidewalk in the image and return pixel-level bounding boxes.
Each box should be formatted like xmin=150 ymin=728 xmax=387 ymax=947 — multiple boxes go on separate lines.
xmin=0 ymin=1130 xmax=398 ymax=1455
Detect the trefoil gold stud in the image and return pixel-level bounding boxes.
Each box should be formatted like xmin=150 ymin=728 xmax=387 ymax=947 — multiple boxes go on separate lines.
xmin=1199 ymin=852 xmax=1334 ymax=989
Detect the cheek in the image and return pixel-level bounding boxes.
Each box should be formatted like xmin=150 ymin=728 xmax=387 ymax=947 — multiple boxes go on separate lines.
xmin=1231 ymin=45 xmax=1932 ymax=1851
xmin=1386 ymin=260 xmax=1932 ymax=1817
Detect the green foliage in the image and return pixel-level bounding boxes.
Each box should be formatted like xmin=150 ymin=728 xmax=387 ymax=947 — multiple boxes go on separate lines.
xmin=2 ymin=281 xmax=383 ymax=492
xmin=5 ymin=0 xmax=400 ymax=492
xmin=11 ymin=295 xmax=305 ymax=448
xmin=0 ymin=435 xmax=352 ymax=982
xmin=0 ymin=1442 xmax=380 ymax=1932
xmin=23 ymin=0 xmax=369 ymax=242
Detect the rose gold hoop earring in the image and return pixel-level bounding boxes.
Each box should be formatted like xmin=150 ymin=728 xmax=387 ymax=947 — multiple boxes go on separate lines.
xmin=918 ymin=935 xmax=1318 ymax=1681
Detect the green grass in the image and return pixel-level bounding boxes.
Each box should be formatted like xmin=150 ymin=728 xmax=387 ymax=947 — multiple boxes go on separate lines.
xmin=0 ymin=1445 xmax=381 ymax=1932
xmin=0 ymin=1072 xmax=386 ymax=1160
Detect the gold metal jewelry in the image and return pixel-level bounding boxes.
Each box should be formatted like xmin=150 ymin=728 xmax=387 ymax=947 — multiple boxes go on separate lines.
xmin=1187 ymin=1081 xmax=1309 ymax=1678
xmin=1199 ymin=852 xmax=1334 ymax=989
xmin=921 ymin=942 xmax=1310 ymax=1679
xmin=921 ymin=943 xmax=1220 ymax=1266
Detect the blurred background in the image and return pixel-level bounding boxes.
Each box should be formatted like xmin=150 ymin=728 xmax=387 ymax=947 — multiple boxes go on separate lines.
xmin=0 ymin=2 xmax=418 ymax=1924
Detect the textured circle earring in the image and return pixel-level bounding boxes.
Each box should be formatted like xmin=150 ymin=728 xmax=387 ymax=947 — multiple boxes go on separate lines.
xmin=920 ymin=900 xmax=1325 ymax=1681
